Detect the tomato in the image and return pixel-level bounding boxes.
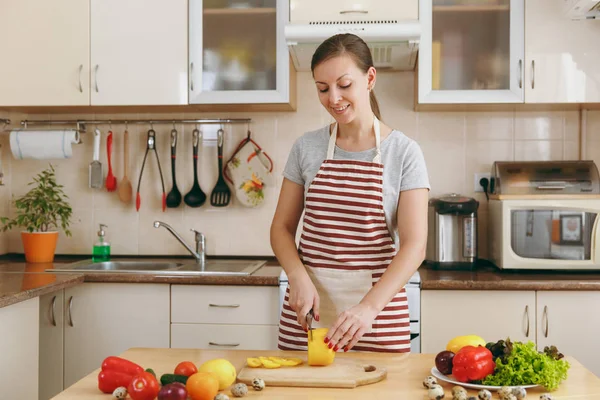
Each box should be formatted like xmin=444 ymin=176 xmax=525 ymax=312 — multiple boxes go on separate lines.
xmin=174 ymin=361 xmax=198 ymax=377
xmin=128 ymin=371 xmax=160 ymax=400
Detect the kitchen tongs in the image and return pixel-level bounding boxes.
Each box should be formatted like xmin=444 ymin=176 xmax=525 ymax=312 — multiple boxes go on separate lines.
xmin=136 ymin=129 xmax=166 ymax=212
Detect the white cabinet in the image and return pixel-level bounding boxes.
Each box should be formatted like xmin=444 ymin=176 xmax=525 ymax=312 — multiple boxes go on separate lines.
xmin=171 ymin=285 xmax=280 ymax=350
xmin=0 ymin=298 xmax=39 ymax=400
xmin=421 ymin=290 xmax=535 ymax=353
xmin=63 ymin=283 xmax=170 ymax=388
xmin=40 ymin=291 xmax=65 ymax=400
xmin=0 ymin=0 xmax=89 ymax=106
xmin=418 ymin=0 xmax=524 ymax=104
xmin=536 ymin=291 xmax=600 ymax=377
xmin=524 ymin=0 xmax=600 ymax=103
xmin=290 ymin=0 xmax=418 ymax=23
xmin=188 ymin=0 xmax=292 ymax=105
xmin=421 ymin=290 xmax=600 ymax=377
xmin=90 ymin=0 xmax=188 ymax=105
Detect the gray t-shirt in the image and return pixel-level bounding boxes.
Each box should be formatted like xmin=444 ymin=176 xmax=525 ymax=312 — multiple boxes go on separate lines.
xmin=283 ymin=125 xmax=431 ymax=246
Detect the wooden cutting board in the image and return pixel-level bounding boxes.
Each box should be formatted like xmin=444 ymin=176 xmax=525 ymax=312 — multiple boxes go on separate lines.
xmin=236 ymin=357 xmax=387 ymax=388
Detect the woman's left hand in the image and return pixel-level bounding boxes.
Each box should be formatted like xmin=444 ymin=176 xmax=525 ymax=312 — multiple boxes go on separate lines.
xmin=325 ymin=303 xmax=379 ymax=352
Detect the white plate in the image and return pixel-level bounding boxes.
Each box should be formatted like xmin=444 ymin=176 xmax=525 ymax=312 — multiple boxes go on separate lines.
xmin=430 ymin=367 xmax=540 ymax=391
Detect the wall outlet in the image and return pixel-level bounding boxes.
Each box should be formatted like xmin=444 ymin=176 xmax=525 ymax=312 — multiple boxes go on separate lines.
xmin=474 ymin=173 xmax=491 ymax=192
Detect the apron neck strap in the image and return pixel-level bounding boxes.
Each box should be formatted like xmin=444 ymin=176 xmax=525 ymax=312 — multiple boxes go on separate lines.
xmin=326 ymin=116 xmax=382 ymax=163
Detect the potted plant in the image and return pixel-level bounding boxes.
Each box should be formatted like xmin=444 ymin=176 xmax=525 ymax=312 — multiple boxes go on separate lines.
xmin=0 ymin=165 xmax=73 ymax=263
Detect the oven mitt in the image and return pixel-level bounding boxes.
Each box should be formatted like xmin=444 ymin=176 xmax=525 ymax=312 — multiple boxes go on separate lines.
xmin=224 ymin=137 xmax=273 ymax=208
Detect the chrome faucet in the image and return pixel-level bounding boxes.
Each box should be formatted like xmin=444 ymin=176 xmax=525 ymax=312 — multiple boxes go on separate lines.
xmin=153 ymin=221 xmax=206 ymax=265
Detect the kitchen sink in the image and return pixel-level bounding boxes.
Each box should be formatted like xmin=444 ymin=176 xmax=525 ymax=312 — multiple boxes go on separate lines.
xmin=48 ymin=259 xmax=266 ymax=276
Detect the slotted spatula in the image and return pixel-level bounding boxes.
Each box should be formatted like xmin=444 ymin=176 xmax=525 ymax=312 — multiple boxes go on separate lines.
xmin=210 ymin=128 xmax=231 ymax=207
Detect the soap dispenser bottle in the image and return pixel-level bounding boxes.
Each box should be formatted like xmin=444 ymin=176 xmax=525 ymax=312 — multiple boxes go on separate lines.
xmin=93 ymin=224 xmax=111 ymax=261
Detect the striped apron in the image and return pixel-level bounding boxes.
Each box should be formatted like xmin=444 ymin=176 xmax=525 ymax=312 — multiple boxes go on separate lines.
xmin=278 ymin=117 xmax=411 ymax=353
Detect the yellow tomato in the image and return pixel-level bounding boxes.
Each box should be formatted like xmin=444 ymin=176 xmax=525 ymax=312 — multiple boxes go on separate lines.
xmin=446 ymin=335 xmax=487 ymax=354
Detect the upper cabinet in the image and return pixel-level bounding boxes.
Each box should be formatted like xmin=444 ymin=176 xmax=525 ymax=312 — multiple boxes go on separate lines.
xmin=0 ymin=0 xmax=90 ymax=106
xmin=188 ymin=0 xmax=291 ymax=105
xmin=418 ymin=0 xmax=525 ymax=105
xmin=524 ymin=0 xmax=600 ymax=103
xmin=90 ymin=0 xmax=188 ymax=105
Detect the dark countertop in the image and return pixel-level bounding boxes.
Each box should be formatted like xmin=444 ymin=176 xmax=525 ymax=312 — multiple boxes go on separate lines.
xmin=419 ymin=262 xmax=600 ymax=290
xmin=0 ymin=255 xmax=282 ymax=309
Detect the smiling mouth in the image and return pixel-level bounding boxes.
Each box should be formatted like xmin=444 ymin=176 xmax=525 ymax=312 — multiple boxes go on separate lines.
xmin=332 ymin=105 xmax=349 ymax=112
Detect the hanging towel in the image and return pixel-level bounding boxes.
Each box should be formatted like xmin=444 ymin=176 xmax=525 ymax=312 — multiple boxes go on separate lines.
xmin=10 ymin=130 xmax=80 ymax=160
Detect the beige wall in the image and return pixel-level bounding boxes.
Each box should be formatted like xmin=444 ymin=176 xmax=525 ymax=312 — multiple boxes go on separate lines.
xmin=1 ymin=72 xmax=598 ymax=260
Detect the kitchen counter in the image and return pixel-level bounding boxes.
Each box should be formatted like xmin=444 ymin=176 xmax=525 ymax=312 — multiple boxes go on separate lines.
xmin=0 ymin=256 xmax=282 ymax=309
xmin=419 ymin=262 xmax=600 ymax=290
xmin=52 ymin=347 xmax=600 ymax=399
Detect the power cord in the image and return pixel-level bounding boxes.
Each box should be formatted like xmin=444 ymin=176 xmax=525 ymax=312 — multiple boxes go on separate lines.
xmin=479 ymin=177 xmax=490 ymax=201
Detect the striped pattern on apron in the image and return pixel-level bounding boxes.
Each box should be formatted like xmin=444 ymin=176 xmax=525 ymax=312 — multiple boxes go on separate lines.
xmin=278 ymin=117 xmax=410 ymax=353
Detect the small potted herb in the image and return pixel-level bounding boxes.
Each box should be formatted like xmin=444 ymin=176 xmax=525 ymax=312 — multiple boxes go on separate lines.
xmin=0 ymin=165 xmax=73 ymax=262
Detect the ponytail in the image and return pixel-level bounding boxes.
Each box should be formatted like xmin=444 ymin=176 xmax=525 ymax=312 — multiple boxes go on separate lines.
xmin=369 ymin=90 xmax=382 ymax=121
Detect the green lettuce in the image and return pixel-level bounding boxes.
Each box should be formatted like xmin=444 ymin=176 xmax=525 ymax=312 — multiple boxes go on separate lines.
xmin=481 ymin=340 xmax=570 ymax=391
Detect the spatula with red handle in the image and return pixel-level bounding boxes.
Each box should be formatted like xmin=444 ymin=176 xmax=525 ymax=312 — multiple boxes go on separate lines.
xmin=105 ymin=131 xmax=117 ymax=192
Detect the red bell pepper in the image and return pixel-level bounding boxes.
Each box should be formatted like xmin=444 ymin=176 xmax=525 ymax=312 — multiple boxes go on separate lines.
xmin=97 ymin=356 xmax=144 ymax=393
xmin=128 ymin=371 xmax=160 ymax=400
xmin=452 ymin=345 xmax=495 ymax=383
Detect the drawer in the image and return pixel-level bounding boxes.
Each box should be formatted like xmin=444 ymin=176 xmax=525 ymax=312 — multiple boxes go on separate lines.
xmin=171 ymin=285 xmax=280 ymax=325
xmin=171 ymin=323 xmax=279 ymax=350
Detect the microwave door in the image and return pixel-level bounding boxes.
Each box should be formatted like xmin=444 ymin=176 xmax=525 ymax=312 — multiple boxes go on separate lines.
xmin=512 ymin=210 xmax=553 ymax=259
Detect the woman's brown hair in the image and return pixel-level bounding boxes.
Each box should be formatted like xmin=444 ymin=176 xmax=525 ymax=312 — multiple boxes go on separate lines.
xmin=310 ymin=33 xmax=382 ymax=121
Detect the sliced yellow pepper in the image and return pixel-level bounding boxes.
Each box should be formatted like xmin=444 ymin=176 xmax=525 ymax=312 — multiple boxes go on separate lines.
xmin=307 ymin=328 xmax=335 ymax=366
xmin=260 ymin=359 xmax=281 ymax=369
xmin=246 ymin=357 xmax=262 ymax=368
xmin=268 ymin=356 xmax=304 ymax=366
xmin=446 ymin=335 xmax=487 ymax=354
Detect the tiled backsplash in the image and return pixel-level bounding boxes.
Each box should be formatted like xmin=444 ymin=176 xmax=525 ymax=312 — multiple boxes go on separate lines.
xmin=1 ymin=72 xmax=599 ymax=260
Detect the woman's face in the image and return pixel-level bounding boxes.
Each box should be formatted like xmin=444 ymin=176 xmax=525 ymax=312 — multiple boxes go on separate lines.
xmin=313 ymin=54 xmax=375 ymax=125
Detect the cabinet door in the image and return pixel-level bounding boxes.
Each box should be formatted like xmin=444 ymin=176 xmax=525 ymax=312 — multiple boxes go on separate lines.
xmin=0 ymin=298 xmax=39 ymax=400
xmin=0 ymin=0 xmax=89 ymax=106
xmin=90 ymin=0 xmax=188 ymax=105
xmin=63 ymin=283 xmax=170 ymax=389
xmin=524 ymin=0 xmax=600 ymax=103
xmin=418 ymin=0 xmax=524 ymax=104
xmin=189 ymin=0 xmax=290 ymax=104
xmin=40 ymin=290 xmax=65 ymax=400
xmin=536 ymin=291 xmax=600 ymax=377
xmin=171 ymin=323 xmax=279 ymax=350
xmin=421 ymin=290 xmax=535 ymax=353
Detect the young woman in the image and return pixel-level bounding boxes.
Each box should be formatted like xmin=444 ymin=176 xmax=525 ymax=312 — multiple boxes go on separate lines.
xmin=271 ymin=33 xmax=430 ymax=353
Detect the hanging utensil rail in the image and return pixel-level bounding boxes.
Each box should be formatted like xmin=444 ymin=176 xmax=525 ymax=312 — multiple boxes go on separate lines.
xmin=19 ymin=118 xmax=252 ymax=133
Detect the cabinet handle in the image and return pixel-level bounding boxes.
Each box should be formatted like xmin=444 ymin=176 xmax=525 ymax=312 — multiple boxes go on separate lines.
xmin=531 ymin=60 xmax=535 ymax=89
xmin=67 ymin=296 xmax=74 ymax=327
xmin=209 ymin=303 xmax=240 ymax=308
xmin=518 ymin=59 xmax=523 ymax=89
xmin=49 ymin=295 xmax=57 ymax=327
xmin=543 ymin=305 xmax=548 ymax=337
xmin=524 ymin=305 xmax=529 ymax=337
xmin=94 ymin=64 xmax=99 ymax=93
xmin=209 ymin=342 xmax=240 ymax=347
xmin=190 ymin=62 xmax=194 ymax=91
xmin=78 ymin=64 xmax=83 ymax=93
xmin=340 ymin=10 xmax=368 ymax=14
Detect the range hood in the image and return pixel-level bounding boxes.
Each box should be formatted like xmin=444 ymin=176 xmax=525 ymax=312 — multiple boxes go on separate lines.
xmin=285 ymin=1 xmax=421 ymax=72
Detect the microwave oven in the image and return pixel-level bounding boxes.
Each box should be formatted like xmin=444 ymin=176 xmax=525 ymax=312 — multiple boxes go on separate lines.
xmin=488 ymin=160 xmax=600 ymax=271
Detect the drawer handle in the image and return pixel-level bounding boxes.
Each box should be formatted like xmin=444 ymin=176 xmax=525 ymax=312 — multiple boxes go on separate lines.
xmin=209 ymin=342 xmax=240 ymax=347
xmin=209 ymin=303 xmax=240 ymax=308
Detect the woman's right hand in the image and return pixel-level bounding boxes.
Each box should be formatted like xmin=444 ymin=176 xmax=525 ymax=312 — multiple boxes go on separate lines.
xmin=287 ymin=271 xmax=320 ymax=331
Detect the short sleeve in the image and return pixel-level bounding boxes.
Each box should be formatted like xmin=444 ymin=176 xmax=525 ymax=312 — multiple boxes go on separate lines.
xmin=282 ymin=136 xmax=305 ymax=186
xmin=400 ymin=141 xmax=431 ymax=192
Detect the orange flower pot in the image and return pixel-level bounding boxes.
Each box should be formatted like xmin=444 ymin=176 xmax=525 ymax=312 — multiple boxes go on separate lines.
xmin=21 ymin=231 xmax=59 ymax=263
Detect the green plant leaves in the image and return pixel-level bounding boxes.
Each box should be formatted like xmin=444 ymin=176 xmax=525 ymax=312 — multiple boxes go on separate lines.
xmin=0 ymin=164 xmax=73 ymax=236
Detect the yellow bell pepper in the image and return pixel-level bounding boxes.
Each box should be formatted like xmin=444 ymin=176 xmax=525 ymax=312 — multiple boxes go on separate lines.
xmin=308 ymin=328 xmax=335 ymax=366
xmin=446 ymin=335 xmax=487 ymax=354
